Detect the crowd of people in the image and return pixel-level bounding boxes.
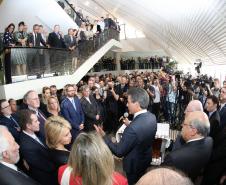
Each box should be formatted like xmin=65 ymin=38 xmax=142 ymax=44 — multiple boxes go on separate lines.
xmin=0 ymin=69 xmax=226 ymax=185
xmin=93 ymin=57 xmax=116 ymax=72
xmin=120 ymin=57 xmax=166 ymax=70
xmin=2 ymin=13 xmax=120 ymax=77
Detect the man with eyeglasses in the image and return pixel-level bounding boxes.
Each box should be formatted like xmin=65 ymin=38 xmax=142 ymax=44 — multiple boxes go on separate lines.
xmin=0 ymin=99 xmax=20 ymax=143
xmin=172 ymin=100 xmax=203 ymax=151
xmin=163 ymin=111 xmax=213 ymax=181
xmin=61 ymin=84 xmax=84 ymax=142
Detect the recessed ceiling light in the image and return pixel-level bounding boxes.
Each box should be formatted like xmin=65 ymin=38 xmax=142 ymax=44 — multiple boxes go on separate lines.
xmin=84 ymin=1 xmax=90 ymax=6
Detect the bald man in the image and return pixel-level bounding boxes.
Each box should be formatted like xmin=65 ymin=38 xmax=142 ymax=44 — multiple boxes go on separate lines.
xmin=137 ymin=167 xmax=193 ymax=185
xmin=172 ymin=100 xmax=203 ymax=150
xmin=163 ymin=111 xmax=213 ymax=181
xmin=184 ymin=100 xmax=203 ymax=114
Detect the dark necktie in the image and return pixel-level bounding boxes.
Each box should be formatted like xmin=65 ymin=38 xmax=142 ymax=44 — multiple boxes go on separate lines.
xmin=35 ymin=33 xmax=37 ymax=46
xmin=37 ymin=111 xmax=46 ymax=125
xmin=10 ymin=116 xmax=20 ymax=128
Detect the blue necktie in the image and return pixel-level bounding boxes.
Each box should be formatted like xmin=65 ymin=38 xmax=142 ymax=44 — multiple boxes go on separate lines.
xmin=71 ymin=99 xmax=77 ymax=111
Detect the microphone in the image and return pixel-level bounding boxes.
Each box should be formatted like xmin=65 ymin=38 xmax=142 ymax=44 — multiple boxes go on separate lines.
xmin=119 ymin=112 xmax=129 ymax=122
xmin=123 ymin=112 xmax=129 ymax=118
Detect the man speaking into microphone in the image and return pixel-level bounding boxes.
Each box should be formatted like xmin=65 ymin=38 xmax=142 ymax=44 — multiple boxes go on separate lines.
xmin=95 ymin=87 xmax=157 ymax=185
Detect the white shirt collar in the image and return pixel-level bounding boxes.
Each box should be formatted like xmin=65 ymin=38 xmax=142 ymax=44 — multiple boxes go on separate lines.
xmin=134 ymin=109 xmax=147 ymax=119
xmin=23 ymin=130 xmax=37 ymax=140
xmin=5 ymin=115 xmax=11 ymax=119
xmin=187 ymin=137 xmax=204 ymax=143
xmin=1 ymin=161 xmax=18 ymax=171
xmin=220 ymin=103 xmax=226 ymax=110
xmin=67 ymin=97 xmax=74 ymax=101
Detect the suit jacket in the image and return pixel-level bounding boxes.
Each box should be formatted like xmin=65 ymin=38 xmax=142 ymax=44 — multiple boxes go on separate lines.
xmin=28 ymin=33 xmax=46 ymax=47
xmin=27 ymin=108 xmax=46 ymax=144
xmin=64 ymin=34 xmax=77 ymax=48
xmin=0 ymin=114 xmax=20 ymax=143
xmin=47 ymin=32 xmax=66 ymax=48
xmin=104 ymin=112 xmax=157 ymax=175
xmin=219 ymin=104 xmax=226 ymax=128
xmin=209 ymin=110 xmax=221 ymax=140
xmin=61 ymin=97 xmax=84 ymax=131
xmin=80 ymin=95 xmax=100 ymax=131
xmin=201 ymin=126 xmax=226 ymax=185
xmin=19 ymin=132 xmax=57 ymax=185
xmin=163 ymin=137 xmax=213 ymax=180
xmin=0 ymin=162 xmax=40 ymax=185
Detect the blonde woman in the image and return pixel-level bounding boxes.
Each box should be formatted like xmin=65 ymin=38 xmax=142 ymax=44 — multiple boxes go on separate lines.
xmin=40 ymin=86 xmax=51 ymax=116
xmin=45 ymin=116 xmax=72 ymax=170
xmin=46 ymin=96 xmax=61 ymax=117
xmin=58 ymin=132 xmax=128 ymax=185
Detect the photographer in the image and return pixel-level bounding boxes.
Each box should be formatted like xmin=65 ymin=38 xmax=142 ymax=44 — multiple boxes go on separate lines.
xmin=210 ymin=78 xmax=221 ymax=97
xmin=104 ymin=81 xmax=120 ymax=133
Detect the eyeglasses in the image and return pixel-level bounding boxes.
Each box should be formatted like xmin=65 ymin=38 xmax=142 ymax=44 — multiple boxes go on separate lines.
xmin=182 ymin=123 xmax=193 ymax=128
xmin=1 ymin=105 xmax=10 ymax=110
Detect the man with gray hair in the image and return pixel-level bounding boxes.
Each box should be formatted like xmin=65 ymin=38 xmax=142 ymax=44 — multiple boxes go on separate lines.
xmin=163 ymin=111 xmax=213 ymax=181
xmin=172 ymin=99 xmax=204 ymax=150
xmin=95 ymin=87 xmax=157 ymax=185
xmin=137 ymin=167 xmax=193 ymax=185
xmin=0 ymin=126 xmax=39 ymax=185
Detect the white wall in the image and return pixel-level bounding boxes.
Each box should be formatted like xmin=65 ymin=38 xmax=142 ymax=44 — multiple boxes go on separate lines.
xmin=0 ymin=0 xmax=78 ymax=33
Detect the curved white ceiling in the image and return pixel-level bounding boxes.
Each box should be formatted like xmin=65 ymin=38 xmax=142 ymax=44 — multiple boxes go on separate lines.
xmin=76 ymin=0 xmax=226 ymax=65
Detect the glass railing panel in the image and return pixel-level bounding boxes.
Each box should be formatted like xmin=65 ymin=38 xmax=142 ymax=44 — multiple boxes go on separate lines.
xmin=2 ymin=28 xmax=120 ymax=84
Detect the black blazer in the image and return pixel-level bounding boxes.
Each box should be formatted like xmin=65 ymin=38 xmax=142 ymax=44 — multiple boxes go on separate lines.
xmin=219 ymin=105 xmax=226 ymax=128
xmin=64 ymin=34 xmax=77 ymax=48
xmin=19 ymin=132 xmax=57 ymax=185
xmin=201 ymin=126 xmax=226 ymax=185
xmin=209 ymin=110 xmax=221 ymax=140
xmin=28 ymin=33 xmax=46 ymax=47
xmin=0 ymin=114 xmax=20 ymax=143
xmin=48 ymin=149 xmax=69 ymax=169
xmin=0 ymin=163 xmax=40 ymax=185
xmin=163 ymin=137 xmax=213 ymax=180
xmin=47 ymin=32 xmax=66 ymax=48
xmin=80 ymin=95 xmax=100 ymax=131
xmin=104 ymin=112 xmax=157 ymax=175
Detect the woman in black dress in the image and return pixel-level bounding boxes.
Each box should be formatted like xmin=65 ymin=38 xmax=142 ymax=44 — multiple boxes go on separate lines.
xmin=45 ymin=116 xmax=72 ymax=182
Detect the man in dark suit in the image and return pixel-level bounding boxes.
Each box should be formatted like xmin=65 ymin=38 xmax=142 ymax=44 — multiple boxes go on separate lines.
xmin=163 ymin=111 xmax=213 ymax=181
xmin=95 ymin=87 xmax=157 ymax=185
xmin=80 ymin=85 xmax=100 ymax=132
xmin=206 ymin=95 xmax=221 ymax=140
xmin=28 ymin=24 xmax=46 ymax=47
xmin=64 ymin=28 xmax=77 ymax=49
xmin=0 ymin=99 xmax=20 ymax=143
xmin=27 ymin=24 xmax=47 ymax=76
xmin=172 ymin=100 xmax=203 ymax=151
xmin=18 ymin=110 xmax=57 ymax=185
xmin=47 ymin=25 xmax=66 ymax=72
xmin=201 ymin=125 xmax=226 ymax=185
xmin=24 ymin=90 xmax=46 ymax=144
xmin=64 ymin=28 xmax=78 ymax=70
xmin=219 ymin=87 xmax=226 ymax=128
xmin=0 ymin=125 xmax=40 ymax=185
xmin=47 ymin=25 xmax=65 ymax=48
xmin=61 ymin=84 xmax=84 ymax=141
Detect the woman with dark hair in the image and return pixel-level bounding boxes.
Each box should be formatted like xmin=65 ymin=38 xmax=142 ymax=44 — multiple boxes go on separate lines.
xmin=13 ymin=21 xmax=28 ymax=75
xmin=3 ymin=23 xmax=15 ymax=47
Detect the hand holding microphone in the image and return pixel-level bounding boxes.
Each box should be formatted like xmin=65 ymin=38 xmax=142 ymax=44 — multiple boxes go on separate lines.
xmin=122 ymin=112 xmax=130 ymax=126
